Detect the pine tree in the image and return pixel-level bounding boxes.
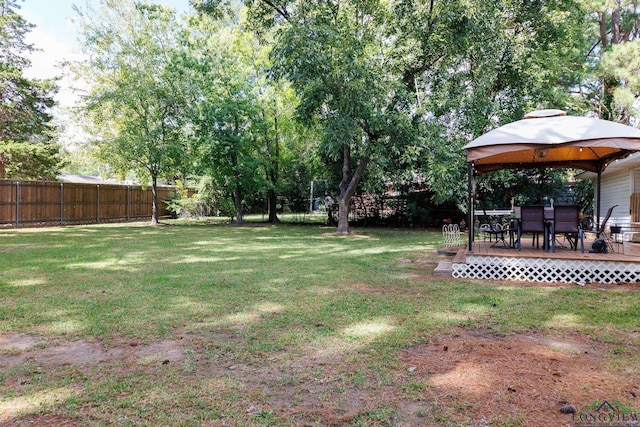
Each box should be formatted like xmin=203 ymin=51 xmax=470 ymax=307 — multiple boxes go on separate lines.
xmin=0 ymin=0 xmax=60 ymax=180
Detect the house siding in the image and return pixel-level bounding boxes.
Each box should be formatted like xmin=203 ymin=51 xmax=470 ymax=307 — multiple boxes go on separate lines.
xmin=595 ymin=168 xmax=631 ymax=226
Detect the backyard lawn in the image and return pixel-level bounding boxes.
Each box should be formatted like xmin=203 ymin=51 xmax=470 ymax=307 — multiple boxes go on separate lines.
xmin=0 ymin=221 xmax=639 ymax=426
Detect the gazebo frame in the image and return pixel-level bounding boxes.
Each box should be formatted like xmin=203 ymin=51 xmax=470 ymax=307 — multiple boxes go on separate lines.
xmin=464 ymin=110 xmax=640 ymax=253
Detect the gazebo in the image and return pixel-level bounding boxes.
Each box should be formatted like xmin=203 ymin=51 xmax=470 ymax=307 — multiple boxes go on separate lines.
xmin=463 ymin=109 xmax=640 ymax=252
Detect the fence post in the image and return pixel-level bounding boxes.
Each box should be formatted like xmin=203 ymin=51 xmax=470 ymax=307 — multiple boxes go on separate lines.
xmin=96 ymin=185 xmax=100 ymax=223
xmin=127 ymin=185 xmax=130 ymax=221
xmin=60 ymin=182 xmax=64 ymax=225
xmin=15 ymin=181 xmax=19 ymax=227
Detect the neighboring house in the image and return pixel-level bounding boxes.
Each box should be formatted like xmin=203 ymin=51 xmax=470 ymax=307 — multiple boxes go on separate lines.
xmin=579 ymin=152 xmax=640 ymax=240
xmin=58 ymin=173 xmax=122 ymax=185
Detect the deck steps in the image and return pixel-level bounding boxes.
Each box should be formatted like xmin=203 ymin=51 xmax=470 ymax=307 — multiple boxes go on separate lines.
xmin=433 ymin=261 xmax=453 ymax=277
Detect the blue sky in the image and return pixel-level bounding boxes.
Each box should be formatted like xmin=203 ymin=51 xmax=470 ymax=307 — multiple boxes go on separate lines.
xmin=21 ymin=0 xmax=192 ymax=36
xmin=20 ymin=0 xmax=192 ymax=102
xmin=17 ymin=0 xmax=192 ymax=146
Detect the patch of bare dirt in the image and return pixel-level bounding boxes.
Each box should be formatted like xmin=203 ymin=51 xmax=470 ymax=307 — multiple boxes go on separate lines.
xmin=0 ymin=334 xmax=186 ymax=370
xmin=2 ymin=413 xmax=81 ymax=427
xmin=0 ymin=334 xmax=191 ymax=425
xmin=0 ymin=334 xmax=43 ymax=352
xmin=400 ymin=327 xmax=640 ymax=426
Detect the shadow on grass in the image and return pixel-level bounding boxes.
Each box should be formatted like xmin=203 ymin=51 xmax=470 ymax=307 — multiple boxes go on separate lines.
xmin=0 ymin=222 xmax=639 ymax=425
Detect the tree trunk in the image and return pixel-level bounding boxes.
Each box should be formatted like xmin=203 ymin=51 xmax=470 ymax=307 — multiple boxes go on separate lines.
xmin=151 ymin=174 xmax=159 ymax=225
xmin=599 ymin=12 xmax=608 ymax=49
xmin=231 ymin=151 xmax=244 ymax=225
xmin=337 ymin=197 xmax=350 ymax=234
xmin=231 ymin=117 xmax=244 ymax=226
xmin=266 ymin=111 xmax=280 ymax=223
xmin=268 ymin=191 xmax=279 ymax=223
xmin=234 ymin=181 xmax=244 ymax=225
xmin=611 ymin=7 xmax=621 ymax=45
xmin=336 ymin=143 xmax=370 ymax=235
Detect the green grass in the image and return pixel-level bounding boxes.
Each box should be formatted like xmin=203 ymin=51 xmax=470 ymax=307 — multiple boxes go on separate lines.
xmin=0 ymin=220 xmax=638 ymax=425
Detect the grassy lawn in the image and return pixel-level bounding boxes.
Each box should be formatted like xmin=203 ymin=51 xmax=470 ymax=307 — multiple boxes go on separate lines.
xmin=0 ymin=221 xmax=639 ymax=426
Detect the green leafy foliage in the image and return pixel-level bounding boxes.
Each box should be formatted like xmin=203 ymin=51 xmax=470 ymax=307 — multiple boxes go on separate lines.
xmin=166 ymin=176 xmax=225 ymax=218
xmin=66 ymin=0 xmax=620 ymax=219
xmin=73 ymin=0 xmax=188 ymax=223
xmin=580 ymin=0 xmax=640 ymax=122
xmin=600 ymin=40 xmax=640 ymax=120
xmin=178 ymin=14 xmax=270 ymax=224
xmin=0 ymin=0 xmax=61 ymax=179
xmin=266 ymin=0 xmax=415 ymax=232
xmin=411 ymin=0 xmax=590 ymax=204
xmin=0 ymin=139 xmax=62 ymax=180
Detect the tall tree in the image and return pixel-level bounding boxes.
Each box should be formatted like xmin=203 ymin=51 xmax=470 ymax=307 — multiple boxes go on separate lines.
xmin=241 ymin=0 xmax=414 ymax=234
xmin=72 ymin=0 xmax=187 ymax=224
xmin=179 ymin=13 xmax=268 ymax=225
xmin=0 ymin=0 xmax=61 ymax=180
xmin=257 ymin=82 xmax=300 ymax=223
xmin=585 ymin=0 xmax=640 ymax=122
xmin=405 ymin=0 xmax=589 ymax=206
xmin=210 ymin=0 xmax=590 ymax=223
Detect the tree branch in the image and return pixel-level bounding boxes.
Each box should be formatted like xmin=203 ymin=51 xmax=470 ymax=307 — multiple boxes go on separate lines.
xmin=257 ymin=0 xmax=290 ymax=21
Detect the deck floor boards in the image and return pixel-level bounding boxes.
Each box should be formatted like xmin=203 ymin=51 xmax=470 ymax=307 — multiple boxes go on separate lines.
xmin=455 ymin=236 xmax=640 ymax=264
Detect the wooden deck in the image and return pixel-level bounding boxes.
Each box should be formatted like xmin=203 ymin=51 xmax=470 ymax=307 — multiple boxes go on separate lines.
xmin=449 ymin=235 xmax=640 ymax=283
xmin=454 ymin=237 xmax=640 ymax=263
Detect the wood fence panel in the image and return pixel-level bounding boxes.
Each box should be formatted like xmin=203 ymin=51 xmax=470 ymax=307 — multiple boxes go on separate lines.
xmin=0 ymin=181 xmax=16 ymax=225
xmin=63 ymin=183 xmax=98 ymax=224
xmin=129 ymin=187 xmax=151 ymax=219
xmin=0 ymin=179 xmax=178 ymax=228
xmin=98 ymin=185 xmax=127 ymax=221
xmin=18 ymin=181 xmax=62 ymax=225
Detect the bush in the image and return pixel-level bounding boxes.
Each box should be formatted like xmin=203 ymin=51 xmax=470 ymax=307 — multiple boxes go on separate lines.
xmin=166 ymin=176 xmax=225 ymax=218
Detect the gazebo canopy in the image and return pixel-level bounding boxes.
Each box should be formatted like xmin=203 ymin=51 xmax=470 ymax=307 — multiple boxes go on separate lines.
xmin=464 ymin=109 xmax=640 ymax=174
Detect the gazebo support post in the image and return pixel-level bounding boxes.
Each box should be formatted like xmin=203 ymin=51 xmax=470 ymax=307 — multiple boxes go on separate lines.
xmin=596 ymin=171 xmax=602 ymax=237
xmin=467 ymin=162 xmax=475 ymax=253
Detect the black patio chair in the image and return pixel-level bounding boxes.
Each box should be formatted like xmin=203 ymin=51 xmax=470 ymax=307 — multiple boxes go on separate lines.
xmin=481 ymin=222 xmax=510 ymax=247
xmin=584 ymin=205 xmax=617 ymax=253
xmin=479 ymin=209 xmax=509 ymax=246
xmin=550 ymin=205 xmax=584 ymax=253
xmin=517 ymin=206 xmax=545 ymax=250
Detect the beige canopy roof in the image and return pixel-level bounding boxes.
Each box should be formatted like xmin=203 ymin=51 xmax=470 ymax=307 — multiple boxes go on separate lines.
xmin=464 ymin=110 xmax=640 ymax=174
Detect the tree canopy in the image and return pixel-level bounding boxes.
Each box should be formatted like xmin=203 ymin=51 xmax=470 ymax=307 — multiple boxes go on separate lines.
xmin=58 ymin=0 xmax=640 ymax=228
xmin=0 ymin=0 xmax=61 ymax=180
xmin=73 ymin=0 xmax=187 ymax=224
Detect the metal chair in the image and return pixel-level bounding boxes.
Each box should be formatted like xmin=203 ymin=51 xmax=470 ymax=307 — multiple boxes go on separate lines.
xmin=584 ymin=205 xmax=617 ymax=253
xmin=481 ymin=222 xmax=510 ymax=247
xmin=480 ymin=209 xmax=506 ymax=245
xmin=550 ymin=205 xmax=584 ymax=253
xmin=517 ymin=206 xmax=545 ymax=250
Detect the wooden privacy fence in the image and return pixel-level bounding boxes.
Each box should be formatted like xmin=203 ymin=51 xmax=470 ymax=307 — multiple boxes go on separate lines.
xmin=0 ymin=180 xmax=178 ymax=228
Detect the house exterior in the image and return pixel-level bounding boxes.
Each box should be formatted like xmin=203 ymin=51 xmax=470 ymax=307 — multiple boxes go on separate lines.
xmin=580 ymin=152 xmax=640 ymax=240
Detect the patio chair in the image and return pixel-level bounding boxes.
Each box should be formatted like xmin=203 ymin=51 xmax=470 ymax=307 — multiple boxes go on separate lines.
xmin=550 ymin=205 xmax=584 ymax=253
xmin=584 ymin=205 xmax=617 ymax=253
xmin=479 ymin=209 xmax=505 ymax=245
xmin=517 ymin=206 xmax=545 ymax=251
xmin=481 ymin=222 xmax=510 ymax=247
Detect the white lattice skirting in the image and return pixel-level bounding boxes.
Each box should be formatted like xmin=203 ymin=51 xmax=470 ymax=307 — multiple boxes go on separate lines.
xmin=452 ymin=255 xmax=640 ymax=284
